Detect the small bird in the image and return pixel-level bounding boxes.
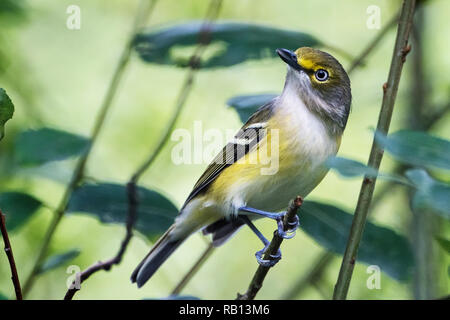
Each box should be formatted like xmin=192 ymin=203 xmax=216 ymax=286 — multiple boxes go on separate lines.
xmin=131 ymin=47 xmax=351 ymax=287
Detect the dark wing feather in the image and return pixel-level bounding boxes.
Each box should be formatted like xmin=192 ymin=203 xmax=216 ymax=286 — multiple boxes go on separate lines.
xmin=181 ymin=99 xmax=276 ymax=209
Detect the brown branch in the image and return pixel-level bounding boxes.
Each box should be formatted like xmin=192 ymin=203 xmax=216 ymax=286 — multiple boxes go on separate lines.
xmin=166 ymin=6 xmax=404 ymax=299
xmin=276 ymin=12 xmax=409 ymax=300
xmin=129 ymin=0 xmax=223 ymax=183
xmin=0 ymin=210 xmax=23 ymax=300
xmin=21 ymin=0 xmax=158 ymax=297
xmin=236 ymin=196 xmax=303 ymax=300
xmin=63 ymin=182 xmax=137 ymax=300
xmin=63 ymin=0 xmax=223 ymax=300
xmin=333 ymin=0 xmax=416 ymax=300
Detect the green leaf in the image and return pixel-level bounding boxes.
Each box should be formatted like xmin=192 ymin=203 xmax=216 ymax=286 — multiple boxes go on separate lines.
xmin=325 ymin=156 xmax=378 ymax=178
xmin=37 ymin=249 xmax=81 ymax=275
xmin=300 ymin=201 xmax=414 ymax=281
xmin=134 ymin=22 xmax=320 ymax=68
xmin=67 ymin=183 xmax=178 ymax=238
xmin=435 ymin=237 xmax=450 ymax=255
xmin=405 ymin=169 xmax=450 ymax=219
xmin=375 ymin=130 xmax=450 ymax=170
xmin=0 ymin=192 xmax=42 ymax=232
xmin=0 ymin=292 xmax=8 ymax=300
xmin=227 ymin=94 xmax=277 ymax=122
xmin=0 ymin=88 xmax=14 ymax=141
xmin=15 ymin=127 xmax=90 ymax=166
xmin=0 ymin=0 xmax=26 ymax=17
xmin=326 ymin=156 xmax=410 ymax=186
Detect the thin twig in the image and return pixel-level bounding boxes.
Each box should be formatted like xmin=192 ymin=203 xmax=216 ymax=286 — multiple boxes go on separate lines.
xmin=63 ymin=182 xmax=138 ymax=300
xmin=236 ymin=196 xmax=303 ymax=300
xmin=129 ymin=0 xmax=223 ymax=183
xmin=347 ymin=13 xmax=399 ymax=73
xmin=282 ymin=9 xmax=450 ymax=303
xmin=333 ymin=0 xmax=416 ymax=300
xmin=0 ymin=210 xmax=23 ymax=300
xmin=171 ymin=242 xmax=215 ymax=295
xmin=21 ymin=0 xmax=158 ymax=297
xmin=64 ymin=0 xmax=223 ymax=300
xmin=169 ymin=7 xmax=401 ymax=297
xmin=277 ymin=14 xmax=404 ymax=300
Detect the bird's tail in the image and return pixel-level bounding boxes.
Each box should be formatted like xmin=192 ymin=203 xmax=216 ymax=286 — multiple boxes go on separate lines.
xmin=131 ymin=224 xmax=183 ymax=288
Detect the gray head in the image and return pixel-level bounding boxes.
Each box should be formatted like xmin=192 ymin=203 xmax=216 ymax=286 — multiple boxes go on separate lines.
xmin=277 ymin=47 xmax=352 ymax=134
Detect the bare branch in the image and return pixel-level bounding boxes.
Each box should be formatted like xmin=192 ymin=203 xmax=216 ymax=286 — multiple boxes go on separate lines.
xmin=130 ymin=0 xmax=223 ymax=182
xmin=0 ymin=210 xmax=23 ymax=300
xmin=167 ymin=7 xmax=404 ymax=298
xmin=63 ymin=182 xmax=138 ymax=300
xmin=63 ymin=0 xmax=223 ymax=300
xmin=22 ymin=0 xmax=159 ymax=297
xmin=333 ymin=0 xmax=417 ymax=300
xmin=236 ymin=196 xmax=303 ymax=300
xmin=347 ymin=13 xmax=399 ymax=73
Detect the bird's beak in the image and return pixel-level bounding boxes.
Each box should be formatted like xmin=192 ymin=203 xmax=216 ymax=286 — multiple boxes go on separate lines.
xmin=277 ymin=48 xmax=302 ymax=71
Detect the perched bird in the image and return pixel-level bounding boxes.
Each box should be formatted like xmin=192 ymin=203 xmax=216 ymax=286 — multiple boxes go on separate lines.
xmin=131 ymin=47 xmax=351 ymax=287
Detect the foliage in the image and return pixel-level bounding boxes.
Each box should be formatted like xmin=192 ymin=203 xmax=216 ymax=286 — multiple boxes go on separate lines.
xmin=324 ymin=131 xmax=450 ymax=220
xmin=15 ymin=128 xmax=90 ymax=166
xmin=300 ymin=201 xmax=414 ymax=281
xmin=134 ymin=22 xmax=320 ymax=68
xmin=0 ymin=88 xmax=14 ymax=141
xmin=227 ymin=94 xmax=277 ymax=122
xmin=0 ymin=0 xmax=25 ymax=17
xmin=67 ymin=183 xmax=178 ymax=239
xmin=0 ymin=192 xmax=42 ymax=232
xmin=325 ymin=156 xmax=378 ymax=178
xmin=405 ymin=169 xmax=450 ymax=219
xmin=375 ymin=130 xmax=450 ymax=170
xmin=435 ymin=237 xmax=450 ymax=254
xmin=37 ymin=249 xmax=81 ymax=275
xmin=0 ymin=0 xmax=449 ymax=301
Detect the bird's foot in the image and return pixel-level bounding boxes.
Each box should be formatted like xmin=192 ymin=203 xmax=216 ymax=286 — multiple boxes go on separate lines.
xmin=255 ymin=244 xmax=281 ymax=267
xmin=276 ymin=212 xmax=300 ymax=239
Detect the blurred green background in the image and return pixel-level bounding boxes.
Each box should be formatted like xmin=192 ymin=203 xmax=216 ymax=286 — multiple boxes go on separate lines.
xmin=0 ymin=0 xmax=449 ymax=300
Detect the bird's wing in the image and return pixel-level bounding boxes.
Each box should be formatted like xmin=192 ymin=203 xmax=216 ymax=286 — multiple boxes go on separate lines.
xmin=181 ymin=99 xmax=276 ymax=209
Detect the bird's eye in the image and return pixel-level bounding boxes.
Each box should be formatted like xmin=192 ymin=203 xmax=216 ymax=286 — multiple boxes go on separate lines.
xmin=315 ymin=69 xmax=329 ymax=81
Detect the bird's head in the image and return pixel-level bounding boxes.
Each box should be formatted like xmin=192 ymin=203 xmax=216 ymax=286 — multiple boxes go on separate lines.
xmin=277 ymin=47 xmax=351 ymax=133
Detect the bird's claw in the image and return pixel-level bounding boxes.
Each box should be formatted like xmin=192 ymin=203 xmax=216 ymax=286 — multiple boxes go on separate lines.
xmin=276 ymin=213 xmax=299 ymax=239
xmin=255 ymin=244 xmax=281 ymax=267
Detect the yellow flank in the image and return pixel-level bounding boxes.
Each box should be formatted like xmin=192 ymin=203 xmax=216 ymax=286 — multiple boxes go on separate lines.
xmin=206 ymin=131 xmax=274 ymax=204
xmin=206 ymin=105 xmax=341 ymax=207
